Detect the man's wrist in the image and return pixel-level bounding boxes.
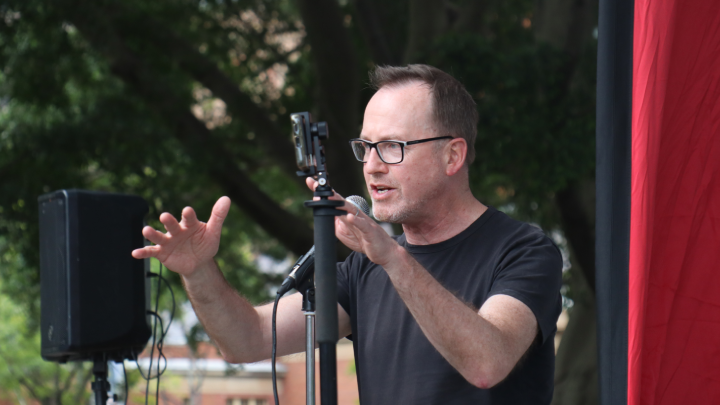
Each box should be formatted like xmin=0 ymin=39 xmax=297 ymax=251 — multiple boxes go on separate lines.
xmin=181 ymin=258 xmax=218 ymax=285
xmin=382 ymin=245 xmax=413 ymax=279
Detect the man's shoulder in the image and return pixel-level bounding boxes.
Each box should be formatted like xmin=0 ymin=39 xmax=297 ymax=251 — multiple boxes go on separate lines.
xmin=485 ymin=208 xmax=557 ymax=247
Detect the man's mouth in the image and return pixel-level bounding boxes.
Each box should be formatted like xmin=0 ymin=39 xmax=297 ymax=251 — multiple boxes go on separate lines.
xmin=371 ymin=184 xmax=396 ymax=199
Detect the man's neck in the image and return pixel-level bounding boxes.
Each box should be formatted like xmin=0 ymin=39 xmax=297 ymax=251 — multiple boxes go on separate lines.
xmin=401 ymin=190 xmax=487 ymax=245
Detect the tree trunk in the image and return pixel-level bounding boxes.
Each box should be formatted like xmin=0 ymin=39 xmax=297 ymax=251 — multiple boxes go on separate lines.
xmin=64 ymin=1 xmax=316 ymax=255
xmin=552 ymin=267 xmax=599 ymax=405
xmin=296 ymin=0 xmax=364 ymax=198
xmin=405 ymin=0 xmax=447 ymax=63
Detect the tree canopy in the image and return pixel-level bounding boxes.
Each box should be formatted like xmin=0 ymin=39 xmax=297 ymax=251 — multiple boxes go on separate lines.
xmin=0 ymin=0 xmax=599 ymax=403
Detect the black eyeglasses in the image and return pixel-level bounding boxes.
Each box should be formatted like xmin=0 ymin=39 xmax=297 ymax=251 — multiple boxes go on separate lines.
xmin=349 ymin=136 xmax=454 ymax=164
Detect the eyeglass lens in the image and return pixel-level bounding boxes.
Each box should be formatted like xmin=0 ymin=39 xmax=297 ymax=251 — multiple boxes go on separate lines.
xmin=351 ymin=141 xmax=404 ymax=164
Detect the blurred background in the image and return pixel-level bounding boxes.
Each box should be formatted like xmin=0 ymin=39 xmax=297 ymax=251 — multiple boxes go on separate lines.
xmin=0 ymin=0 xmax=598 ymax=403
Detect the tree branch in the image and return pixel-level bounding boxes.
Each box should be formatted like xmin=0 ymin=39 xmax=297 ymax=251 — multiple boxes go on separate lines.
xmin=98 ymin=2 xmax=301 ymax=180
xmin=59 ymin=364 xmax=78 ymax=392
xmin=72 ymin=367 xmax=94 ymax=405
xmin=555 ymin=183 xmax=596 ymax=292
xmin=64 ymin=0 xmax=315 ymax=256
xmin=534 ymin=0 xmax=598 ymax=92
xmin=404 ymin=0 xmax=447 ymax=64
xmin=352 ymin=0 xmax=401 ymax=65
xmin=295 ymin=0 xmax=364 ymax=197
xmin=16 ymin=376 xmax=42 ymax=402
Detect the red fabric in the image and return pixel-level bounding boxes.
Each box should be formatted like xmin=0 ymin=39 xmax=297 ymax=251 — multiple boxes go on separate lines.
xmin=630 ymin=0 xmax=720 ymax=403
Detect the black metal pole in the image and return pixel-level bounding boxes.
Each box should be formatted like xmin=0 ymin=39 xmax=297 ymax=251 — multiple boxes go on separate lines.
xmin=91 ymin=356 xmax=110 ymax=405
xmin=596 ymin=0 xmax=633 ymax=403
xmin=306 ymin=190 xmax=343 ymax=405
xmin=301 ymin=284 xmax=316 ymax=405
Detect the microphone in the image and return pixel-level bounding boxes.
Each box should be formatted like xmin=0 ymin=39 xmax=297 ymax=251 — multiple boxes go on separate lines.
xmin=276 ymin=195 xmax=370 ymax=295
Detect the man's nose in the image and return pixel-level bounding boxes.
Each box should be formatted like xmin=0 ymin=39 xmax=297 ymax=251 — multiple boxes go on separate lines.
xmin=364 ymin=147 xmax=388 ymax=174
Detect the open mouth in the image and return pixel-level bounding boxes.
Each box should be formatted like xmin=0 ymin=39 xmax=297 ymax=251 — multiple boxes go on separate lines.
xmin=371 ymin=184 xmax=395 ymax=199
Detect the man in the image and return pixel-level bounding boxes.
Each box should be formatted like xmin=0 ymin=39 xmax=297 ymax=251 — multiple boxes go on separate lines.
xmin=132 ymin=64 xmax=562 ymax=404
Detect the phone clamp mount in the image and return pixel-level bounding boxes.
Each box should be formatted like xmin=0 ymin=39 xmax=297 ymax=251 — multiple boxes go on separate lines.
xmin=291 ymin=111 xmax=343 ymax=405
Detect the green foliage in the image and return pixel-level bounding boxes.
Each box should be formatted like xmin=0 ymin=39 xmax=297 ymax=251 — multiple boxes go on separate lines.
xmin=0 ymin=0 xmax=597 ymax=354
xmin=0 ymin=0 xmax=305 ymax=315
xmin=0 ymin=278 xmax=92 ymax=404
xmin=425 ymin=33 xmax=596 ymax=228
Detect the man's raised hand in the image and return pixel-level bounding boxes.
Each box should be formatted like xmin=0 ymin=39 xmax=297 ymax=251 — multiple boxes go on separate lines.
xmin=304 ymin=177 xmax=397 ymax=267
xmin=131 ymin=197 xmax=232 ymax=276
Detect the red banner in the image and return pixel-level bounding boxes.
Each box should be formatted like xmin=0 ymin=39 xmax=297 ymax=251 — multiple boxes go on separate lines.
xmin=630 ymin=0 xmax=720 ymax=403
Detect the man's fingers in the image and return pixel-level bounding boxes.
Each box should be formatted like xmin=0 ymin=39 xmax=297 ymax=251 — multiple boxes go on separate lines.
xmin=182 ymin=206 xmax=199 ymax=227
xmin=142 ymin=226 xmax=169 ymax=245
xmin=306 ymin=177 xmax=345 ymax=201
xmin=207 ymin=196 xmax=231 ymax=233
xmin=131 ymin=245 xmax=160 ymax=259
xmin=342 ymin=200 xmax=368 ymax=217
xmin=160 ymin=212 xmax=182 ymax=235
xmin=305 ymin=177 xmax=317 ymax=191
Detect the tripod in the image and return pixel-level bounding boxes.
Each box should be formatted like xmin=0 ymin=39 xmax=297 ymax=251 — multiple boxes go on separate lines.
xmin=91 ymin=354 xmax=119 ymax=405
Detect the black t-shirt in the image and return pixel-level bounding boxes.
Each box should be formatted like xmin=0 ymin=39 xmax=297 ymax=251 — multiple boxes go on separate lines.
xmin=337 ymin=207 xmax=563 ymax=405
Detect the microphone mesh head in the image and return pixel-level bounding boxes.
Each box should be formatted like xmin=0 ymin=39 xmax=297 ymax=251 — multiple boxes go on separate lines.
xmin=346 ymin=195 xmax=371 ymax=217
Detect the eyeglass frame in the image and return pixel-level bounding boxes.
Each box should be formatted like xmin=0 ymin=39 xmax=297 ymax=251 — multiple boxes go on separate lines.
xmin=348 ymin=136 xmax=454 ymax=164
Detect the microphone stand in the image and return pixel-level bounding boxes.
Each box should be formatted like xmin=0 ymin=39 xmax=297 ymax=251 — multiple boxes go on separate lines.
xmin=291 ymin=111 xmax=341 ymax=405
xmin=297 ymin=276 xmax=316 ymax=405
xmin=305 ymin=173 xmax=343 ymax=405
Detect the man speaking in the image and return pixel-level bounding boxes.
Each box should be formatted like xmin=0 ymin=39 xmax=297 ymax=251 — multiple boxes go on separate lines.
xmin=132 ymin=64 xmax=562 ymax=404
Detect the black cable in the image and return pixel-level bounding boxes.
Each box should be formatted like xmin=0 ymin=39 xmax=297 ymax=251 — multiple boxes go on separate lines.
xmin=272 ymin=292 xmax=281 ymax=405
xmin=132 ymin=351 xmax=150 ymax=380
xmin=144 ymin=312 xmax=169 ymax=377
xmin=145 ymin=265 xmax=162 ymax=405
xmin=156 ymin=264 xmax=164 ymax=405
xmin=158 ymin=271 xmax=176 ymax=338
xmin=136 ymin=263 xmax=175 ymax=405
xmin=146 ymin=309 xmax=158 ymax=404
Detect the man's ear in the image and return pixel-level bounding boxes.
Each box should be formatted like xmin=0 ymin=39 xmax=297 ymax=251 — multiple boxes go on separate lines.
xmin=445 ymin=138 xmax=467 ymax=176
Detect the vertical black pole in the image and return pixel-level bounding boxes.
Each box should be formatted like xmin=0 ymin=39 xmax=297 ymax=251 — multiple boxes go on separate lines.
xmin=314 ymin=212 xmax=338 ymax=405
xmin=306 ymin=195 xmax=343 ymax=405
xmin=596 ymin=0 xmax=633 ymax=403
xmin=91 ymin=357 xmax=110 ymax=405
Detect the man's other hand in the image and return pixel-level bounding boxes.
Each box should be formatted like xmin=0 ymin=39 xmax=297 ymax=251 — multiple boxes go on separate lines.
xmin=131 ymin=197 xmax=231 ymax=276
xmin=305 ymin=178 xmax=397 ymax=267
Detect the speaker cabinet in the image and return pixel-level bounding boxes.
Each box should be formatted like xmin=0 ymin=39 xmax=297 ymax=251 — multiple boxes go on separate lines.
xmin=38 ymin=190 xmax=151 ymax=362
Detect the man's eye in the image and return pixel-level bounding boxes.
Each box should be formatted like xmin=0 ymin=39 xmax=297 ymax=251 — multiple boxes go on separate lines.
xmin=387 ymin=143 xmax=400 ymax=149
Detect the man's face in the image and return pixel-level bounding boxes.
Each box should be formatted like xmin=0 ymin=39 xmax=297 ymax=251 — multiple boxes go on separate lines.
xmin=360 ymin=83 xmax=446 ymax=223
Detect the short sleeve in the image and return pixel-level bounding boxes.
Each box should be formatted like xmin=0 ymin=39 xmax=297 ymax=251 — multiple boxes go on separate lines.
xmin=488 ymin=229 xmax=563 ymax=344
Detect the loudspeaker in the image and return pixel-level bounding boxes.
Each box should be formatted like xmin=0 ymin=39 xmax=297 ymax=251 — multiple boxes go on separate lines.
xmin=38 ymin=189 xmax=152 ymax=362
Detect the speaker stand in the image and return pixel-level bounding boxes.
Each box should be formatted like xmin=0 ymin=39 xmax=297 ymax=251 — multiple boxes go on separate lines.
xmin=91 ymin=356 xmax=111 ymax=405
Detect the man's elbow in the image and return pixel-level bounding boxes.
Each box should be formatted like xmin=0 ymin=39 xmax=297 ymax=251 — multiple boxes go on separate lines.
xmin=465 ymin=364 xmax=512 ymax=389
xmin=219 ymin=350 xmax=243 ymax=364
xmin=219 ymin=348 xmax=259 ymax=365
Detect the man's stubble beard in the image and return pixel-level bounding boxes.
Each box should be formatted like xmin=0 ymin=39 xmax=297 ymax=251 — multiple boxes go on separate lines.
xmin=371 ymin=181 xmax=443 ymax=224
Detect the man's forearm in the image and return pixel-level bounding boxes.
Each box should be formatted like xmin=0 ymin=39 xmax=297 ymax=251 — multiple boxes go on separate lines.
xmin=382 ymin=246 xmax=536 ymax=388
xmin=181 ymin=259 xmax=266 ymax=363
